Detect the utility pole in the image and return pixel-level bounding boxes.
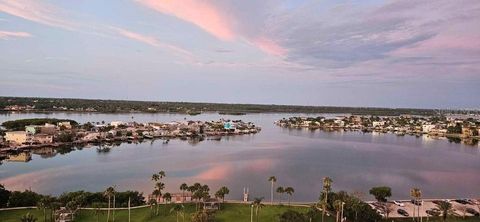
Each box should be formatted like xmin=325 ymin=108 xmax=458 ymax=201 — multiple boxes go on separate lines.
xmin=250 ymin=204 xmax=254 ymax=222
xmin=128 ymin=197 xmax=131 ymax=222
xmin=341 ymin=202 xmax=345 ymax=222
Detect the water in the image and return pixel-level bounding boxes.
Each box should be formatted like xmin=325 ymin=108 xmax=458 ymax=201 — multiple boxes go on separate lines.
xmin=0 ymin=112 xmax=479 ymax=201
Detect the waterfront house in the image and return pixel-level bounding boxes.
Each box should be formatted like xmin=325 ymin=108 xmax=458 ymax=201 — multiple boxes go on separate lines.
xmin=33 ymin=134 xmax=54 ymax=144
xmin=462 ymin=127 xmax=475 ymax=138
xmin=5 ymin=131 xmax=31 ymax=145
xmin=40 ymin=124 xmax=57 ymax=135
xmin=57 ymin=122 xmax=72 ymax=129
xmin=110 ymin=121 xmax=125 ymax=128
xmin=422 ymin=124 xmax=436 ymax=133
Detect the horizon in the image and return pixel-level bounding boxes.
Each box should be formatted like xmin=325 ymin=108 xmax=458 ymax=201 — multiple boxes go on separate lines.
xmin=0 ymin=0 xmax=479 ymax=109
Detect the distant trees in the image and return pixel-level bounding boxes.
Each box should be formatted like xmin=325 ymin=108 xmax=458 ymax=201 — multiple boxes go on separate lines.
xmin=215 ymin=186 xmax=230 ymax=203
xmin=369 ymin=186 xmax=392 ymax=202
xmin=0 ymin=184 xmax=10 ymax=207
xmin=276 ymin=187 xmax=285 ymax=204
xmin=1 ymin=118 xmax=78 ymax=130
xmin=284 ymin=187 xmax=295 ymax=205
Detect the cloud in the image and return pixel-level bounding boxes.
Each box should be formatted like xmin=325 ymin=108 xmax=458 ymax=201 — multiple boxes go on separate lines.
xmin=0 ymin=0 xmax=76 ymax=30
xmin=136 ymin=0 xmax=287 ymax=56
xmin=110 ymin=26 xmax=195 ymax=60
xmin=0 ymin=30 xmax=31 ymax=39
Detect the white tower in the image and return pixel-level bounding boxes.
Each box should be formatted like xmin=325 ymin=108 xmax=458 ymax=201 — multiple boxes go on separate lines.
xmin=243 ymin=187 xmax=249 ymax=202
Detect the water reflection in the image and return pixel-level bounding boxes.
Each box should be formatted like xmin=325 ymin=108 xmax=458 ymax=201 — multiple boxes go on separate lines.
xmin=0 ymin=112 xmax=479 ymax=201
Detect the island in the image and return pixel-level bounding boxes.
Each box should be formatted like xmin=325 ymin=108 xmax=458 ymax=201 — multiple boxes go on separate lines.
xmin=276 ymin=115 xmax=480 ymax=145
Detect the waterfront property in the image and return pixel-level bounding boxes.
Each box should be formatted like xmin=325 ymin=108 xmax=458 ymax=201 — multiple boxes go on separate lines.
xmin=276 ymin=115 xmax=480 ymax=145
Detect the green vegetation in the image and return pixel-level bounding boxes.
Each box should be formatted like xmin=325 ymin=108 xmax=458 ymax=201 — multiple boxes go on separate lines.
xmin=369 ymin=186 xmax=392 ymax=202
xmin=2 ymin=96 xmax=472 ymax=116
xmin=0 ymin=204 xmax=329 ymax=222
xmin=1 ymin=118 xmax=78 ymax=130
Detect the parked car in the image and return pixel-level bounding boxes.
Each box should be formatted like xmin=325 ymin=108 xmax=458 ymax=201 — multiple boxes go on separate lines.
xmin=398 ymin=209 xmax=409 ymax=217
xmin=426 ymin=208 xmax=441 ymax=216
xmin=454 ymin=199 xmax=469 ymax=205
xmin=466 ymin=208 xmax=480 ymax=217
xmin=393 ymin=200 xmax=405 ymax=207
xmin=411 ymin=199 xmax=422 ymax=206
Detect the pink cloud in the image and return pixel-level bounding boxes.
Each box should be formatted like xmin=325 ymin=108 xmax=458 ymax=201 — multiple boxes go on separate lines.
xmin=136 ymin=0 xmax=287 ymax=57
xmin=0 ymin=0 xmax=75 ymax=30
xmin=196 ymin=164 xmax=233 ymax=181
xmin=252 ymin=36 xmax=287 ymax=56
xmin=111 ymin=26 xmax=195 ymax=59
xmin=137 ymin=0 xmax=235 ymax=41
xmin=0 ymin=30 xmax=31 ymax=39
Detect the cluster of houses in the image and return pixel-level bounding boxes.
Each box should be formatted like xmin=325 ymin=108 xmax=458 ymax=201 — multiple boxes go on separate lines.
xmin=276 ymin=115 xmax=480 ymax=139
xmin=0 ymin=119 xmax=261 ymax=150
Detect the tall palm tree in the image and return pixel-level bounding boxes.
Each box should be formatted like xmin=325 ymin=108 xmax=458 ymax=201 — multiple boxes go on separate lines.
xmin=180 ymin=183 xmax=188 ymax=202
xmin=170 ymin=204 xmax=185 ymax=222
xmin=322 ymin=177 xmax=333 ymax=222
xmin=268 ymin=176 xmax=277 ymax=204
xmin=104 ymin=186 xmax=115 ymax=222
xmin=284 ymin=187 xmax=295 ymax=206
xmin=154 ymin=182 xmax=165 ymax=215
xmin=276 ymin=186 xmax=285 ymax=204
xmin=252 ymin=197 xmax=265 ymax=222
xmin=410 ymin=188 xmax=422 ymax=222
xmin=158 ymin=170 xmax=166 ymax=179
xmin=163 ymin=192 xmax=172 ymax=216
xmin=37 ymin=196 xmax=52 ymax=222
xmin=436 ymin=201 xmax=452 ymax=222
xmin=151 ymin=174 xmax=160 ymax=182
xmin=333 ymin=200 xmax=343 ymax=222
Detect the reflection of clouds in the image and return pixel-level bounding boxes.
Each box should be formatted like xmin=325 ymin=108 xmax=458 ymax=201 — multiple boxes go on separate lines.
xmin=0 ymin=165 xmax=78 ymax=193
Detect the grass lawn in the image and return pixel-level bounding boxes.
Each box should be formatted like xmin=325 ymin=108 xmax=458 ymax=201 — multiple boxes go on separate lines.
xmin=0 ymin=203 xmax=334 ymax=222
xmin=387 ymin=217 xmax=480 ymax=222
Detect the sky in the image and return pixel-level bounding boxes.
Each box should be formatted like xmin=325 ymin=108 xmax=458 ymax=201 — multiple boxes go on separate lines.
xmin=0 ymin=0 xmax=479 ymax=109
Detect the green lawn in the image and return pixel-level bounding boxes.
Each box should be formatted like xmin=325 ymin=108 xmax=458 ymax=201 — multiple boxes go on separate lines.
xmin=0 ymin=203 xmax=333 ymax=222
xmin=386 ymin=218 xmax=480 ymax=222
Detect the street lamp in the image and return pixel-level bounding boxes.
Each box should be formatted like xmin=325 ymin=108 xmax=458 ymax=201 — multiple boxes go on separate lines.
xmin=251 ymin=204 xmax=254 ymax=222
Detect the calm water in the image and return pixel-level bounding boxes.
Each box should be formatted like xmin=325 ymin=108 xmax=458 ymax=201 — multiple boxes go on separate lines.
xmin=0 ymin=112 xmax=479 ymax=201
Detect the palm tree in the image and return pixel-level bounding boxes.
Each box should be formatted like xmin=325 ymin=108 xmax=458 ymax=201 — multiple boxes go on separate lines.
xmin=410 ymin=188 xmax=422 ymax=222
xmin=163 ymin=192 xmax=172 ymax=216
xmin=252 ymin=197 xmax=265 ymax=222
xmin=37 ymin=196 xmax=52 ymax=222
xmin=154 ymin=182 xmax=165 ymax=216
xmin=104 ymin=186 xmax=115 ymax=222
xmin=276 ymin=186 xmax=285 ymax=204
xmin=151 ymin=174 xmax=160 ymax=182
xmin=333 ymin=200 xmax=342 ymax=222
xmin=436 ymin=201 xmax=452 ymax=222
xmin=180 ymin=183 xmax=188 ymax=202
xmin=170 ymin=204 xmax=185 ymax=222
xmin=322 ymin=177 xmax=333 ymax=222
xmin=147 ymin=199 xmax=156 ymax=217
xmin=284 ymin=187 xmax=295 ymax=205
xmin=158 ymin=170 xmax=166 ymax=179
xmin=268 ymin=176 xmax=277 ymax=204
xmin=215 ymin=186 xmax=230 ymax=203
xmin=20 ymin=213 xmax=37 ymax=222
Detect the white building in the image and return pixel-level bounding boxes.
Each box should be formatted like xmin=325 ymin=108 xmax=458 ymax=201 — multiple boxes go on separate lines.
xmin=422 ymin=124 xmax=436 ymax=133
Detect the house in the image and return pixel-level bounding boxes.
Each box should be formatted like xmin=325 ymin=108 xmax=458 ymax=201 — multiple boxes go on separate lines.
xmin=462 ymin=127 xmax=474 ymax=138
xmin=57 ymin=122 xmax=72 ymax=129
xmin=110 ymin=121 xmax=125 ymax=128
xmin=422 ymin=124 xmax=436 ymax=133
xmin=33 ymin=134 xmax=54 ymax=144
xmin=372 ymin=121 xmax=385 ymax=127
xmin=5 ymin=131 xmax=31 ymax=145
xmin=203 ymin=198 xmax=221 ymax=210
xmin=40 ymin=124 xmax=57 ymax=135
